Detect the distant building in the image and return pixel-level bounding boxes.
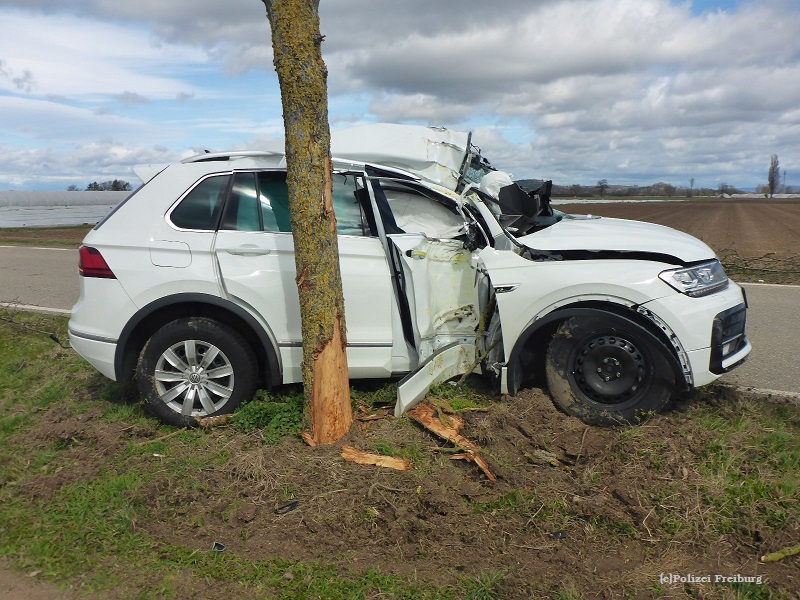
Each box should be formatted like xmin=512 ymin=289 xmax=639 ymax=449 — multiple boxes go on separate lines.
xmin=0 ymin=191 xmax=129 ymax=208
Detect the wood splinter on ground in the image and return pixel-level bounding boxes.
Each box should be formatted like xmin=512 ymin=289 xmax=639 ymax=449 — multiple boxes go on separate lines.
xmin=341 ymin=445 xmax=412 ymax=471
xmin=194 ymin=414 xmax=234 ymax=429
xmin=299 ymin=431 xmax=317 ymax=447
xmin=408 ymin=402 xmax=496 ymax=482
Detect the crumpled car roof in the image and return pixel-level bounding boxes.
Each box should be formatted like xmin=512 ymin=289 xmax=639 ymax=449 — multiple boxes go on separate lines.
xmin=331 ymin=124 xmax=471 ymax=192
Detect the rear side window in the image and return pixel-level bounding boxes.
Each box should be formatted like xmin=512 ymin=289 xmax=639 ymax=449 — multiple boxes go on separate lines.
xmin=171 ymin=175 xmax=230 ymax=230
xmin=219 ymin=171 xmax=366 ymax=236
xmin=258 ymin=172 xmax=292 ymax=232
xmin=221 ymin=173 xmax=261 ymax=231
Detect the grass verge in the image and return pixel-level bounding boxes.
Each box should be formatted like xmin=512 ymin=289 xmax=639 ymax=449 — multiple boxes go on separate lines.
xmin=1 ymin=311 xmax=799 ymax=599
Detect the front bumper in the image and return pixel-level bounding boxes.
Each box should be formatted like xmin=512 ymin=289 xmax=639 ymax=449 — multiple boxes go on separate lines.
xmin=643 ymin=282 xmax=751 ymax=388
xmin=710 ymin=302 xmax=749 ymax=374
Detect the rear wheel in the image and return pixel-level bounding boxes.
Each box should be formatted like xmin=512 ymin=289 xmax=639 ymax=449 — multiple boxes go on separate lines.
xmin=137 ymin=317 xmax=257 ymax=427
xmin=545 ymin=315 xmax=675 ymax=426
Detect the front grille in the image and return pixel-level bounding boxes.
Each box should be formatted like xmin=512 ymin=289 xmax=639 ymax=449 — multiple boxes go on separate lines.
xmin=710 ymin=302 xmax=748 ymax=374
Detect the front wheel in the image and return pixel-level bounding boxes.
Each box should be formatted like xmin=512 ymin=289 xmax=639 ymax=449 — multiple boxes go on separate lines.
xmin=137 ymin=318 xmax=258 ymax=427
xmin=545 ymin=315 xmax=676 ymax=426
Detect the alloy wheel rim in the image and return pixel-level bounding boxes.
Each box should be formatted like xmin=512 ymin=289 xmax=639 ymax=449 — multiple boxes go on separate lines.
xmin=154 ymin=339 xmax=235 ymax=416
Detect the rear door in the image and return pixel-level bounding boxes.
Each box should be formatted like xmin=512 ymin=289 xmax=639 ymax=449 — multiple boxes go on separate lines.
xmin=213 ymin=170 xmax=395 ymax=382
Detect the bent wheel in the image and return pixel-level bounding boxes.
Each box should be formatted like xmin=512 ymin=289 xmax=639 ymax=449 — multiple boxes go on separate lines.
xmin=545 ymin=315 xmax=675 ymax=426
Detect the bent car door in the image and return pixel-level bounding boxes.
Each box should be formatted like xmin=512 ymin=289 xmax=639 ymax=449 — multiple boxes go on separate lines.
xmin=213 ymin=170 xmax=395 ymax=382
xmin=365 ymin=175 xmax=490 ymax=412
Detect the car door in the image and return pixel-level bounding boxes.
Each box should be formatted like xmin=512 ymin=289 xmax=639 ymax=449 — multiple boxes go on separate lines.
xmin=213 ymin=170 xmax=395 ymax=383
xmin=366 ymin=176 xmax=488 ymax=364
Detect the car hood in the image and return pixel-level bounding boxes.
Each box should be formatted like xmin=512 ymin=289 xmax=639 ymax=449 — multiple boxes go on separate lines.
xmin=515 ymin=216 xmax=716 ymax=264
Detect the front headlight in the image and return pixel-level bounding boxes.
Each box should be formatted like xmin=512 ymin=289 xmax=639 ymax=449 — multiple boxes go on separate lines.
xmin=659 ymin=260 xmax=729 ymax=297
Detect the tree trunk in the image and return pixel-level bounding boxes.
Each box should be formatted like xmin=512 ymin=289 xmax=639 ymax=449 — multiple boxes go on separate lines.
xmin=262 ymin=0 xmax=352 ymax=444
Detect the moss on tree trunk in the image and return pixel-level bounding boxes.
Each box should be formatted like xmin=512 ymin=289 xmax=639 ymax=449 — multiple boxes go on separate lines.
xmin=263 ymin=0 xmax=352 ymax=444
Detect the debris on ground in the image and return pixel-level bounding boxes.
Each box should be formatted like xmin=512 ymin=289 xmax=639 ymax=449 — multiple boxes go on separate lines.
xmin=408 ymin=401 xmax=496 ymax=482
xmin=341 ymin=445 xmax=412 ymax=471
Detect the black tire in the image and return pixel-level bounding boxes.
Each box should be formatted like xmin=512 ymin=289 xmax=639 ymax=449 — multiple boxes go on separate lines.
xmin=137 ymin=317 xmax=258 ymax=427
xmin=545 ymin=315 xmax=676 ymax=426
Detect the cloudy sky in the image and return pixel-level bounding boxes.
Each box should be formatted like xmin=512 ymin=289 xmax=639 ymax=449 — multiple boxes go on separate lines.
xmin=0 ymin=0 xmax=798 ymax=191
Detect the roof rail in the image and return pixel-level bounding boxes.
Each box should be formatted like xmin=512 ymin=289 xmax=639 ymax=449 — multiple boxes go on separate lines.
xmin=181 ymin=150 xmax=282 ymax=164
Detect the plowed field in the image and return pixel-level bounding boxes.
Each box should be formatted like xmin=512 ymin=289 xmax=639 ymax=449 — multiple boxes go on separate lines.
xmin=561 ymin=197 xmax=800 ymax=284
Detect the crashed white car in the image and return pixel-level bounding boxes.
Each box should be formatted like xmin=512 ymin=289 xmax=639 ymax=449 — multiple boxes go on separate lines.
xmin=69 ymin=124 xmax=751 ymax=426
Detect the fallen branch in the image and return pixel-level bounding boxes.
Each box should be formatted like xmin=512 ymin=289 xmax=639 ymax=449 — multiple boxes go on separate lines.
xmin=356 ymin=412 xmax=392 ymax=422
xmin=407 ymin=403 xmax=478 ymax=450
xmin=761 ymin=544 xmax=800 ymax=563
xmin=451 ymin=452 xmax=497 ymax=483
xmin=299 ymin=431 xmax=317 ymax=447
xmin=408 ymin=402 xmax=496 ymax=482
xmin=341 ymin=445 xmax=411 ymax=471
xmin=195 ymin=414 xmax=234 ymax=429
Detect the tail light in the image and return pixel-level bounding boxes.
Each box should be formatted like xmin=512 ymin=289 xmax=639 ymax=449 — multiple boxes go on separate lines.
xmin=79 ymin=246 xmax=116 ymax=279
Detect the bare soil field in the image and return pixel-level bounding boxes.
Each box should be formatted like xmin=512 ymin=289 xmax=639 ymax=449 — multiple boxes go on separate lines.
xmin=562 ymin=198 xmax=800 ymax=284
xmin=4 ymin=198 xmax=800 ymax=284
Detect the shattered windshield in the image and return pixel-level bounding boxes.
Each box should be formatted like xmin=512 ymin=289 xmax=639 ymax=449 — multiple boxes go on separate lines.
xmin=462 ymin=151 xmax=495 ymax=187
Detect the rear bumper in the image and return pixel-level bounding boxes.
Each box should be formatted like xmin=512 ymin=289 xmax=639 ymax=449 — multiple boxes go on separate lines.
xmin=68 ymin=328 xmax=118 ymax=380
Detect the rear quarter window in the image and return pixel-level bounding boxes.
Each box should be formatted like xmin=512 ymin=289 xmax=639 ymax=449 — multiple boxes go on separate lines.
xmin=170 ymin=175 xmax=231 ymax=230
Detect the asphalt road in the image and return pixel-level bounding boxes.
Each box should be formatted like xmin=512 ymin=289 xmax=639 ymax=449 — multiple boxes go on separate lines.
xmin=719 ymin=283 xmax=800 ymax=398
xmin=0 ymin=246 xmax=78 ymax=314
xmin=0 ymin=245 xmax=797 ymax=398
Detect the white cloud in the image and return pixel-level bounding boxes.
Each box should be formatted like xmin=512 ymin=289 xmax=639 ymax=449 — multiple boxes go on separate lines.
xmin=0 ymin=96 xmax=163 ymax=141
xmin=0 ymin=0 xmax=799 ymax=189
xmin=0 ymin=10 xmax=203 ymax=99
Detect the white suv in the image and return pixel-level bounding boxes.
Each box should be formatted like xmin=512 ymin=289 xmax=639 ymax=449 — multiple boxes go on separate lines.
xmin=69 ymin=124 xmax=751 ymax=427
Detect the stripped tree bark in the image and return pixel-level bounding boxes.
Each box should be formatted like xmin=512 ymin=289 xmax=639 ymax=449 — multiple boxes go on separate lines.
xmin=262 ymin=0 xmax=352 ymax=444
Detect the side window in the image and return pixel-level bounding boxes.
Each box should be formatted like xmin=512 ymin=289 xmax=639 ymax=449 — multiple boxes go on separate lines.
xmin=220 ymin=173 xmax=260 ymax=231
xmin=254 ymin=171 xmax=367 ymax=236
xmin=170 ymin=175 xmax=230 ymax=230
xmin=332 ymin=174 xmax=364 ymax=236
xmin=257 ymin=172 xmax=292 ymax=232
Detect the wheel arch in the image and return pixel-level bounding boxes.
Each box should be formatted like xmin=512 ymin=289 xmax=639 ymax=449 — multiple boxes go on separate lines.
xmin=504 ymin=301 xmax=687 ymax=395
xmin=114 ymin=293 xmax=281 ymax=387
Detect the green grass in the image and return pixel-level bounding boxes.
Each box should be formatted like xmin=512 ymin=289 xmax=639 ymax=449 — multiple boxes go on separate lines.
xmin=0 ymin=312 xmax=461 ymax=598
xmin=0 ymin=224 xmax=91 ymax=247
xmin=2 ymin=313 xmax=800 ymax=598
xmin=231 ymin=389 xmax=305 ymax=442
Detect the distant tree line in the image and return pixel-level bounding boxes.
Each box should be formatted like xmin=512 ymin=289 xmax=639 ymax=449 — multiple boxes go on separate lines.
xmin=518 ymin=179 xmax=743 ymax=198
xmin=67 ymin=180 xmax=132 ymax=192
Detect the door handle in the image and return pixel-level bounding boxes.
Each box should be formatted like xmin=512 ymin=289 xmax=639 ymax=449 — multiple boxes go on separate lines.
xmin=227 ymin=245 xmax=271 ymax=256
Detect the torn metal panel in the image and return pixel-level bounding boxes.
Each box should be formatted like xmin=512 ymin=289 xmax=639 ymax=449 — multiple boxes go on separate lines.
xmin=331 ymin=124 xmax=470 ymax=192
xmin=392 ymin=236 xmax=481 ymax=362
xmin=395 ymin=343 xmax=476 ymax=416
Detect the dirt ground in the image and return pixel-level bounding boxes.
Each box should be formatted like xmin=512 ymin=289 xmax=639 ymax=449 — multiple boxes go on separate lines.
xmin=562 ymin=198 xmax=800 ymax=284
xmin=7 ymin=384 xmax=800 ymax=599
